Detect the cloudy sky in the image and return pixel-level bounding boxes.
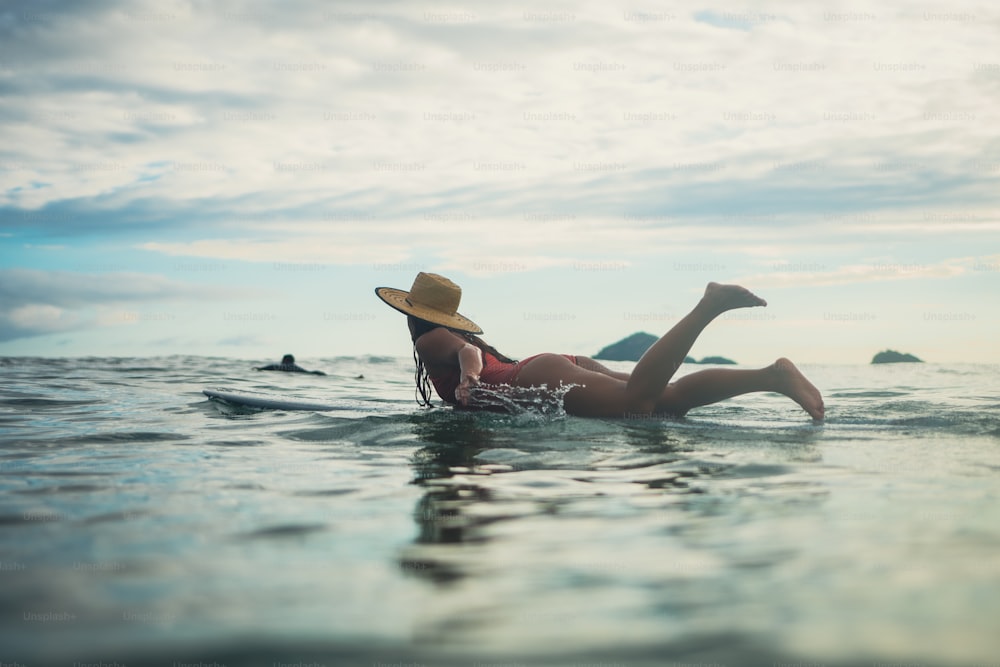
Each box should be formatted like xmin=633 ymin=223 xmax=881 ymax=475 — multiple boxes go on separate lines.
xmin=1 ymin=0 xmax=998 ymax=364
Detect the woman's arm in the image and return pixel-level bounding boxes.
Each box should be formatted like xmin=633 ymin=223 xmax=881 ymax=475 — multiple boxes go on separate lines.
xmin=415 ymin=327 xmax=483 ymax=405
xmin=454 ymin=343 xmax=483 ymax=406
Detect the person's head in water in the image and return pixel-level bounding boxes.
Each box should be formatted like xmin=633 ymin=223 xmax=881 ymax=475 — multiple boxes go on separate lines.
xmin=281 ymin=354 xmax=295 ymax=365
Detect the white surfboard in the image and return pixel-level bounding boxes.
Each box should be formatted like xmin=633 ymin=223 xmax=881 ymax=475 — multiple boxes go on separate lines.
xmin=203 ymin=388 xmax=340 ymax=411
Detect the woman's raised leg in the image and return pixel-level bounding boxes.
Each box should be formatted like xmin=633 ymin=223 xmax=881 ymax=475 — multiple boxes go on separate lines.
xmin=623 ymin=282 xmax=766 ymax=413
xmin=514 ymin=282 xmax=816 ymax=419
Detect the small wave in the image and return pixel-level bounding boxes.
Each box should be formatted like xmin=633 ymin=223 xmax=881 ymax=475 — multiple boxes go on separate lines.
xmin=15 ymin=483 xmax=111 ymax=495
xmin=235 ymin=523 xmax=329 ymax=540
xmin=0 ymin=397 xmax=102 ymax=408
xmin=58 ymin=431 xmax=190 ymax=445
xmin=360 ymin=355 xmax=398 ymax=364
xmin=829 ymin=390 xmax=909 ymax=398
xmin=831 ymin=407 xmax=1000 ymax=437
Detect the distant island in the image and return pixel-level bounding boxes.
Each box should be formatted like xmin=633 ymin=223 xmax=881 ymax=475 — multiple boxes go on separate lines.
xmin=594 ymin=333 xmax=736 ymax=364
xmin=871 ymin=349 xmax=923 ymax=364
xmin=594 ymin=332 xmax=656 ymax=361
xmin=696 ymin=356 xmax=737 ymax=365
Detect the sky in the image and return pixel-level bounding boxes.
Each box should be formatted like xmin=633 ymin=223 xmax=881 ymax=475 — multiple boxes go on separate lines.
xmin=1 ymin=0 xmax=998 ymax=365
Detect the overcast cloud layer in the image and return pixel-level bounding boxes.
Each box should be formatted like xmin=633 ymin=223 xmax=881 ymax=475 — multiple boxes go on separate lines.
xmin=1 ymin=0 xmax=998 ymax=361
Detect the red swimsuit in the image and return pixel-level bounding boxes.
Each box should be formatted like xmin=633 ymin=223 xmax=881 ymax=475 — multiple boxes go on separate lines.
xmin=428 ymin=349 xmax=578 ymax=405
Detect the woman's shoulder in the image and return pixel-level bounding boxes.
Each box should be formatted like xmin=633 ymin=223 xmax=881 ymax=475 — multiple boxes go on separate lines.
xmin=415 ymin=325 xmax=458 ymax=344
xmin=415 ymin=326 xmax=468 ymax=359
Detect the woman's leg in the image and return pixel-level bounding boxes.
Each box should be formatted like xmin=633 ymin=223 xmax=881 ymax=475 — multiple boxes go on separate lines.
xmin=656 ymin=358 xmax=825 ymax=419
xmin=515 ymin=282 xmax=771 ymax=418
xmin=574 ymin=356 xmax=631 ymax=381
xmin=571 ymin=354 xmax=826 ymax=419
xmin=623 ymin=282 xmax=766 ymax=413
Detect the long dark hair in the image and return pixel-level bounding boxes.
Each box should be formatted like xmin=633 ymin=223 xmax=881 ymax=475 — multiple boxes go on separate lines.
xmin=407 ymin=315 xmax=516 ymax=407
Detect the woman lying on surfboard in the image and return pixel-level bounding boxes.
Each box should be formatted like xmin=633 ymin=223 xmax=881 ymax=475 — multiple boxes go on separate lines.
xmin=375 ymin=272 xmax=824 ymax=420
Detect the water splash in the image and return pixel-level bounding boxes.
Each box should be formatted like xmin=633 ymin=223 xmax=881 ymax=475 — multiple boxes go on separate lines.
xmin=466 ymin=383 xmax=579 ymax=417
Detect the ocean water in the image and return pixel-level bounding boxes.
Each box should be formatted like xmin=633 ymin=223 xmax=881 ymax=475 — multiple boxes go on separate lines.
xmin=1 ymin=356 xmax=999 ymax=667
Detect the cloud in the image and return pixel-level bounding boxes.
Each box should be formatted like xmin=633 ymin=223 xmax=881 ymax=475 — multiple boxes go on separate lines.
xmin=737 ymin=254 xmax=999 ymax=289
xmin=5 ymin=303 xmax=80 ymax=338
xmin=2 ymin=0 xmax=997 ymax=232
xmin=1 ymin=0 xmax=998 ymax=359
xmin=217 ymin=334 xmax=274 ymax=347
xmin=140 ymin=237 xmax=411 ymax=266
xmin=0 ymin=268 xmax=250 ymax=342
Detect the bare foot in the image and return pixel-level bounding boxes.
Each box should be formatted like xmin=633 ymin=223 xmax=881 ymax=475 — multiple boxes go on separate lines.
xmin=772 ymin=358 xmax=825 ymax=421
xmin=701 ymin=281 xmax=767 ymax=315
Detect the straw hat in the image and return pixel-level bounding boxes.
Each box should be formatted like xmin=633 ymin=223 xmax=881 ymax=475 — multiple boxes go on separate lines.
xmin=375 ymin=272 xmax=482 ymax=334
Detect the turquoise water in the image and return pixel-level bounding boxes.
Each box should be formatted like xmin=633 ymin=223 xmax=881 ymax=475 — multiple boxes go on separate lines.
xmin=1 ymin=356 xmax=999 ymax=666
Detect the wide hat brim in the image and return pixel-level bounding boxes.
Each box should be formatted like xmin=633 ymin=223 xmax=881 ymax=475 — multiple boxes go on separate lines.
xmin=375 ymin=286 xmax=483 ymax=334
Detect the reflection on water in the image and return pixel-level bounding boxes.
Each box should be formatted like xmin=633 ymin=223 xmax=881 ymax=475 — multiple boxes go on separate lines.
xmin=395 ymin=382 xmax=1000 ymax=662
xmin=400 ymin=405 xmax=833 ymax=637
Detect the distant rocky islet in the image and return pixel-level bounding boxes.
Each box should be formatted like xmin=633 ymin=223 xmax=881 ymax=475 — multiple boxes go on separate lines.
xmin=594 ymin=334 xmax=923 ymax=366
xmin=594 ymin=332 xmax=735 ymax=364
xmin=871 ymin=350 xmax=923 ymax=364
